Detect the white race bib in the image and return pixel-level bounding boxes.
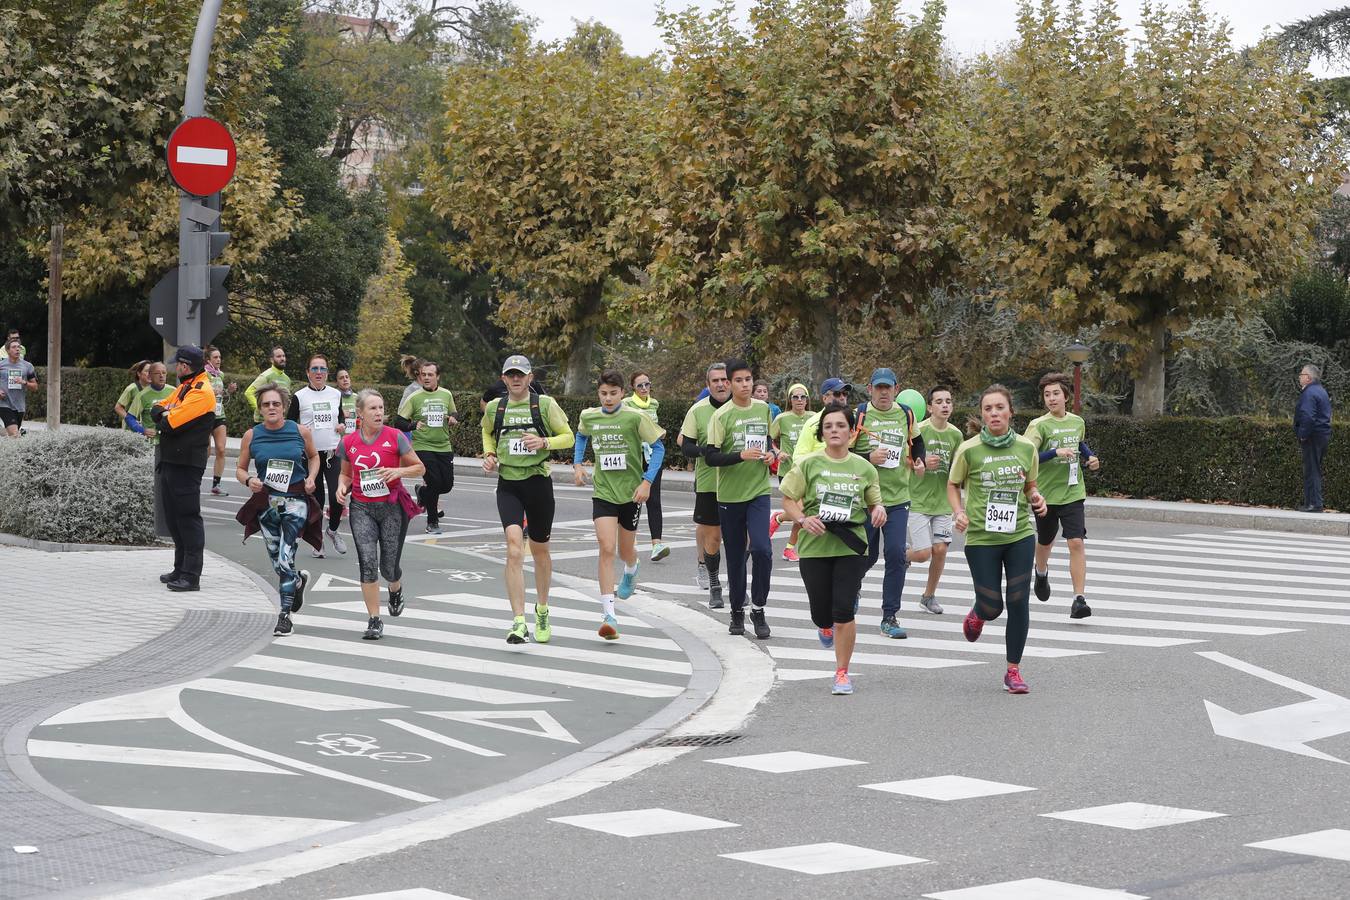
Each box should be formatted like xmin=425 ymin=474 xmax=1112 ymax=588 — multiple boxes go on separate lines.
xmin=818 ymin=490 xmax=854 ymax=524
xmin=6 ymin=369 xmax=22 ymax=390
xmin=879 ymin=435 xmax=904 ymax=469
xmin=215 ymin=399 xmax=224 ymax=417
xmin=424 ymin=403 xmax=445 ymax=428
xmin=264 ymin=458 xmax=295 ymax=492
xmin=312 ymin=401 xmax=335 ymax=430
xmin=984 ymin=489 xmax=1019 ymax=534
xmin=600 ymin=452 xmax=626 ymax=472
xmin=1068 ymin=459 xmax=1080 ymax=486
xmin=508 ymin=437 xmax=531 ymax=456
xmin=742 ymin=421 xmax=768 ymax=453
xmin=359 ymin=467 xmax=389 ymax=498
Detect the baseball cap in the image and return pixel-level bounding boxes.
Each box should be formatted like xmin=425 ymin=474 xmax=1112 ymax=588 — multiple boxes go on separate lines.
xmin=501 ymin=354 xmax=532 ymax=375
xmin=173 ymin=345 xmax=205 ymax=368
xmin=869 ymin=368 xmax=898 ymax=387
xmin=819 ymin=377 xmax=850 ymax=395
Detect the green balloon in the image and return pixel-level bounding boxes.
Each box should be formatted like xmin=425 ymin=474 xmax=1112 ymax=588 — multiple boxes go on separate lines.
xmin=897 ymin=388 xmax=926 ymax=422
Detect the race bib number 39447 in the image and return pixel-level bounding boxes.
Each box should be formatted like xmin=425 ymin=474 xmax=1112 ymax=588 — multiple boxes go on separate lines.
xmin=984 ymin=489 xmax=1019 ymax=533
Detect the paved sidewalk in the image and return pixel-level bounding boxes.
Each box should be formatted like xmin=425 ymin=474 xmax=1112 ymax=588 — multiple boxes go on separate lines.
xmin=0 ymin=547 xmax=275 ymax=897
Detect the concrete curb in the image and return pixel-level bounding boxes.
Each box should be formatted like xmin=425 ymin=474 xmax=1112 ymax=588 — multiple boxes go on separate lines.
xmin=0 ymin=533 xmax=162 ymax=552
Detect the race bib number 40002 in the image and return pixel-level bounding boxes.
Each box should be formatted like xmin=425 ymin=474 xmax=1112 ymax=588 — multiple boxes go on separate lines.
xmin=358 ymin=467 xmax=389 ymax=498
xmin=984 ymin=489 xmax=1019 ymax=533
xmin=818 ymin=490 xmax=855 ymax=523
xmin=264 ymin=458 xmax=295 ymax=492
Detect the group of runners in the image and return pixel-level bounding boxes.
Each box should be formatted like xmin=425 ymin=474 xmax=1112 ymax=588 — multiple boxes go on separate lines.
xmin=107 ymin=344 xmax=1101 ymax=697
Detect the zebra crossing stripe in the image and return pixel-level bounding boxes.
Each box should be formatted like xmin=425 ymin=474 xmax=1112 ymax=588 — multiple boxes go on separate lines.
xmin=768 ymin=646 xmax=980 ymax=669
xmin=353 ymin=597 xmax=664 ymax=642
xmin=27 ymin=740 xmax=294 ymax=774
xmin=234 ymin=656 xmax=570 ymax=705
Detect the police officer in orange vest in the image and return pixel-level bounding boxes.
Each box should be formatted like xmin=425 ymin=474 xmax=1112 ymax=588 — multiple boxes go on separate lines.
xmin=150 ymin=345 xmax=217 ymax=591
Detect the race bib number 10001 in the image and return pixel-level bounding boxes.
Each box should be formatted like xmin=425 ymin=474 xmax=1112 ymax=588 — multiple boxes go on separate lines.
xmin=743 ymin=421 xmax=768 ymax=453
xmin=984 ymin=489 xmax=1019 ymax=533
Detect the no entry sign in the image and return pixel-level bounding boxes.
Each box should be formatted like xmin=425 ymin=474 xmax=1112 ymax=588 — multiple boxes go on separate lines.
xmin=166 ymin=116 xmax=237 ymax=197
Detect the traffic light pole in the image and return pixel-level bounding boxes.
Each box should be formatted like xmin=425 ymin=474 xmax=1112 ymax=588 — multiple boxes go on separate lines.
xmin=174 ymin=0 xmax=225 ymax=354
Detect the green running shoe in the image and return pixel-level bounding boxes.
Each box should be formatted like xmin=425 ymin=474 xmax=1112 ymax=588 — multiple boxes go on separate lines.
xmin=506 ymin=617 xmax=528 ymax=644
xmin=534 ymin=605 xmax=552 ymax=643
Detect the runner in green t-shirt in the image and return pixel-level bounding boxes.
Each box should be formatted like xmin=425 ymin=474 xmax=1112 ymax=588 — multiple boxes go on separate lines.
xmin=244 ymin=346 xmax=290 ymax=423
xmin=575 ymin=370 xmax=666 ymax=640
xmin=677 ymin=362 xmax=732 ymax=609
xmin=906 ymin=386 xmax=963 ymax=615
xmin=768 ymin=382 xmax=811 ymax=561
xmin=947 ymin=384 xmax=1048 ymax=695
xmin=480 ymin=355 xmax=574 ymax=645
xmin=792 ymin=377 xmax=852 ymax=461
xmin=621 ymin=371 xmax=669 ymax=562
xmin=204 ymin=346 xmax=237 ymax=496
xmin=336 ymin=369 xmax=358 ymax=423
xmin=1025 ymin=371 xmax=1101 ymax=620
xmin=702 ymin=359 xmax=780 ymax=639
xmin=137 ymin=363 xmax=177 ymax=447
xmin=397 ymin=360 xmax=459 ymax=534
xmin=114 ymin=361 xmax=151 ymax=431
xmin=780 ymin=403 xmax=885 ymax=696
xmin=851 ymin=368 xmax=927 ymax=640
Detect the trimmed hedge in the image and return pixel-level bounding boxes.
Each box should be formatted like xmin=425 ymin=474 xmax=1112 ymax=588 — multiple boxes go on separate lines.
xmin=26 ymin=367 xmax=1345 ymax=510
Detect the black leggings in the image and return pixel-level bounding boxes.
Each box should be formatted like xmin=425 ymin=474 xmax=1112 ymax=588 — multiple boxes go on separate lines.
xmin=799 ymin=554 xmax=869 ymax=629
xmin=964 ymin=535 xmax=1034 ymax=664
xmin=315 ymin=450 xmax=343 ymax=531
xmin=645 ymin=467 xmax=663 ymax=540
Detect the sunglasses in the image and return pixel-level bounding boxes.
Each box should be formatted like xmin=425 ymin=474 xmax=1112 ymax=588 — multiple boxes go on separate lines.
xmin=310 ymin=366 xmax=328 ymax=372
xmin=260 ymin=400 xmax=284 ymax=408
xmin=829 ymin=390 xmax=848 ymax=397
xmin=634 ymin=382 xmax=652 ymax=389
xmin=789 ymin=394 xmax=808 ymax=400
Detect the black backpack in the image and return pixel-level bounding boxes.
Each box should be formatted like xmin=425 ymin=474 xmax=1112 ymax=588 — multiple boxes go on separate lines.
xmin=492 ymin=391 xmax=549 ymax=440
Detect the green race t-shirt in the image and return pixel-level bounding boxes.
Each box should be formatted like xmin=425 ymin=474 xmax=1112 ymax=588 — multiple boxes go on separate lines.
xmin=246 ymin=366 xmax=289 ymax=423
xmin=678 ymin=397 xmax=720 ymax=493
xmin=779 ymin=451 xmax=882 ymax=558
xmin=909 ymin=419 xmax=964 ymax=515
xmin=340 ymin=391 xmax=357 ymax=423
xmin=622 ymin=395 xmax=661 ymax=462
xmin=117 ymin=382 xmax=140 ymax=430
xmin=138 ymin=384 xmax=176 ymax=446
xmin=208 ymin=372 xmax=226 ymax=418
xmin=770 ymin=411 xmax=811 ymax=479
xmin=399 ymin=387 xmax=458 ymax=453
xmin=1024 ymin=412 xmax=1087 ymax=506
xmin=579 ymin=406 xmax=665 ymax=504
xmin=851 ymin=402 xmax=919 ymax=506
xmin=480 ymin=394 xmax=573 ymax=481
xmin=948 ymin=434 xmax=1040 ymax=546
xmin=706 ymin=399 xmax=773 ymax=503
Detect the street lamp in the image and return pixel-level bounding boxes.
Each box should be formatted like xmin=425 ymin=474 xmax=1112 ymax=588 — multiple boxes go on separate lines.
xmin=1067 ymin=340 xmax=1090 ymax=413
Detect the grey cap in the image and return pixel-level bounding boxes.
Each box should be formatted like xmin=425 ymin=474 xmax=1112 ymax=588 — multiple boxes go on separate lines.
xmin=501 ymin=354 xmax=532 ymax=375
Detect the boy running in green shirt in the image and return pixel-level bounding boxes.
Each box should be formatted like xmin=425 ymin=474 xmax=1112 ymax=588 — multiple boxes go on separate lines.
xmin=575 ymin=370 xmax=666 ymax=640
xmin=678 ymin=363 xmax=732 ymax=609
xmin=1025 ymin=371 xmax=1100 ymax=619
xmin=907 ymin=386 xmax=964 ymax=615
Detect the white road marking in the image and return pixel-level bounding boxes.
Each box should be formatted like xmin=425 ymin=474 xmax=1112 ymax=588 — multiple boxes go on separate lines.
xmin=27 ymin=741 xmax=294 ymax=775
xmin=189 ymin=678 xmax=405 ymax=712
xmin=924 ymin=877 xmax=1149 ymax=899
xmin=235 ymin=655 xmax=568 ymax=705
xmin=862 ymin=775 xmax=1035 ymax=801
xmin=100 ymin=807 xmax=351 ymax=853
xmin=550 ymin=807 xmax=738 ymax=837
xmin=1246 ymin=828 xmax=1350 ymax=863
xmin=721 ymin=842 xmax=926 ymax=874
xmin=706 ymin=750 xmax=866 ymax=773
xmin=380 ymin=718 xmax=502 ymax=758
xmin=1040 ymin=802 xmax=1226 ymax=830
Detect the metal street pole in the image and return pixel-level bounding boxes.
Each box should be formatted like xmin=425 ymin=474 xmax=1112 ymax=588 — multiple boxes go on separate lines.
xmin=174 ymin=0 xmax=225 ymax=355
xmin=46 ymin=224 xmax=63 ymax=430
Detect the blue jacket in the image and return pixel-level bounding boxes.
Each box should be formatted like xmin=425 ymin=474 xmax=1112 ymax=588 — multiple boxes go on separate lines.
xmin=1295 ymin=382 xmax=1332 ymax=441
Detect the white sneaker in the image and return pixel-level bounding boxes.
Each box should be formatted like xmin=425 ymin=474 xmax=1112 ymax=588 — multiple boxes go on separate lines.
xmin=919 ymin=594 xmax=943 ymax=615
xmin=696 ymin=561 xmax=710 ymax=591
xmin=327 ymin=529 xmax=347 ymax=555
xmin=311 ymin=548 xmax=325 ymax=559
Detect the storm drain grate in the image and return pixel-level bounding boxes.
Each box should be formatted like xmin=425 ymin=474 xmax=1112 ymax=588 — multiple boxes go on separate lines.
xmin=647 ymin=733 xmax=744 ymax=748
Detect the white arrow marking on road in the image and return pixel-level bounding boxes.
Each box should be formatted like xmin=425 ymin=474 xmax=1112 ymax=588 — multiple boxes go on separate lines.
xmin=176 ymin=145 xmax=230 ymax=166
xmin=380 ymin=718 xmax=502 ymax=757
xmin=421 ymin=709 xmax=578 ymax=744
xmin=312 ymin=572 xmax=365 ymax=591
xmin=1199 ymin=651 xmax=1350 ymax=765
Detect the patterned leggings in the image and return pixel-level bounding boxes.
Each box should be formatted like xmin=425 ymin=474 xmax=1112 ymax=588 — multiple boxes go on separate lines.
xmin=350 ymin=499 xmax=409 ymax=584
xmin=258 ymin=497 xmax=307 ymax=612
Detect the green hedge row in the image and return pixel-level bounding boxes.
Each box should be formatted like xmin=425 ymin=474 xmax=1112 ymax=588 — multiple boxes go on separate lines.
xmin=27 ymin=367 xmax=1344 ymax=509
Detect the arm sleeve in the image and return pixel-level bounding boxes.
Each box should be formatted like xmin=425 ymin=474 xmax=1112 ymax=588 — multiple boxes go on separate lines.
xmin=480 ymin=401 xmax=499 ymax=455
xmin=124 ymin=414 xmax=145 ymax=434
xmin=1038 ymin=449 xmax=1057 ymax=463
xmin=1079 ymin=440 xmax=1094 ymax=459
xmin=701 ymin=444 xmax=743 ymax=466
xmin=642 ymin=440 xmax=665 ymax=482
xmin=543 ymin=398 xmax=574 ymax=450
xmin=572 ymin=433 xmax=589 ymax=465
xmin=679 ymin=434 xmax=702 ymax=457
xmin=286 ymin=394 xmax=300 ymax=422
xmin=909 ymin=434 xmax=926 ymax=463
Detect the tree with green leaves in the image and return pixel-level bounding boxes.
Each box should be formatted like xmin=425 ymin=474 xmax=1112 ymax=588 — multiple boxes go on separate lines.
xmin=637 ymin=0 xmax=954 ymax=386
xmin=428 ymin=23 xmax=661 ymax=393
xmin=947 ymin=0 xmax=1343 ymax=417
xmin=350 ymin=230 xmax=414 ymax=381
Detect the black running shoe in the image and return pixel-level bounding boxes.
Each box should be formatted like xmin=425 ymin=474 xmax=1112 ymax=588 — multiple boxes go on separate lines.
xmin=166 ymin=577 xmax=199 ymax=592
xmin=273 ymin=613 xmax=293 ymax=636
xmin=1069 ymin=595 xmax=1092 ymax=619
xmin=1034 ymin=570 xmax=1050 ymax=602
xmin=389 ymin=586 xmax=405 ymax=617
xmin=363 ymin=616 xmax=384 ymax=640
xmin=729 ymin=609 xmax=745 ymax=635
xmin=749 ymin=607 xmax=770 ymax=640
xmin=708 ymin=584 xmax=724 ymax=610
xmin=292 ymin=570 xmax=308 ymax=613
xmin=159 ymin=570 xmax=179 ymax=584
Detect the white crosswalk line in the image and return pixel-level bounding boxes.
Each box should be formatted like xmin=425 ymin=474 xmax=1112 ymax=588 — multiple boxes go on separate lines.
xmin=763 ymin=624 xmax=1096 ymax=657
xmin=188 ymin=678 xmax=406 ymax=712
xmin=234 ymin=656 xmax=570 ymax=705
xmin=1114 ymin=536 xmax=1338 ymax=562
xmin=768 ymin=646 xmax=981 ymax=669
xmin=295 ymin=620 xmax=692 ymax=675
xmin=27 ymin=740 xmax=294 ymax=774
xmin=277 ymin=635 xmax=686 ymax=698
xmin=419 ymin=592 xmax=652 ymax=630
xmin=875 ymin=557 xmax=1348 ymax=590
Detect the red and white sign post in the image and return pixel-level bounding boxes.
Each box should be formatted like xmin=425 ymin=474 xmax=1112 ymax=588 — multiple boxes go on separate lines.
xmin=166 ymin=116 xmax=237 ymax=197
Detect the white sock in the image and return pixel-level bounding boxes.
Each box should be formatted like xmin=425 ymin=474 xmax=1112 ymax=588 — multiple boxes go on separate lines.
xmin=601 ymin=593 xmax=615 ymax=617
xmin=623 ymin=562 xmax=638 ymax=575
xmin=1036 ymin=567 xmax=1048 ymax=576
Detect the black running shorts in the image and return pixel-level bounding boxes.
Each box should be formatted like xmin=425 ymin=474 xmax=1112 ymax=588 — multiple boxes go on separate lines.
xmin=496 ymin=474 xmax=555 ymax=543
xmin=693 ymin=490 xmax=720 ymax=526
xmin=1037 ymin=498 xmax=1087 ymax=544
xmin=592 ymin=497 xmax=642 ymax=532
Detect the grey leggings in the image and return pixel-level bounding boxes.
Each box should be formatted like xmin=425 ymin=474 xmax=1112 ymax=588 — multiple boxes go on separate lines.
xmin=349 ymin=500 xmax=409 ymax=584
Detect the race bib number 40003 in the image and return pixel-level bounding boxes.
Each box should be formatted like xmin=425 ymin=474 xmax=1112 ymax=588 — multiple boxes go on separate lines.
xmin=358 ymin=467 xmax=389 ymax=498
xmin=264 ymin=458 xmax=295 ymax=492
xmin=984 ymin=489 xmax=1019 ymax=533
xmin=818 ymin=490 xmax=855 ymax=523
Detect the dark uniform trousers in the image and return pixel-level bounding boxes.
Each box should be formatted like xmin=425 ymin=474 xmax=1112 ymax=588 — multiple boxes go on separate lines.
xmin=159 ymin=461 xmax=206 ymax=577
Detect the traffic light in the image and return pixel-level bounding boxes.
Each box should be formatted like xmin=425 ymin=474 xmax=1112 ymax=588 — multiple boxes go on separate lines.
xmin=150 ymin=194 xmax=230 ymax=346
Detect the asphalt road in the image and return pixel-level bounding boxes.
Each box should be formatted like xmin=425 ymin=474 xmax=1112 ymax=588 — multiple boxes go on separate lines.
xmin=32 ymin=468 xmax=1350 ymax=899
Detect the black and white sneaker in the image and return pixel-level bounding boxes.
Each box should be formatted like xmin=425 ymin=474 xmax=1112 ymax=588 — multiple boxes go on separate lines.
xmin=389 ymin=586 xmax=405 ymax=617
xmin=363 ymin=616 xmax=384 ymax=640
xmin=293 ymin=570 xmax=308 ymax=613
xmin=1069 ymin=595 xmax=1092 ymax=619
xmin=273 ymin=612 xmax=293 ymax=636
xmin=728 ymin=609 xmax=745 ymax=635
xmin=1034 ymin=570 xmax=1051 ymax=602
xmin=708 ymin=584 xmax=724 ymax=609
xmin=749 ymin=606 xmax=771 ymax=640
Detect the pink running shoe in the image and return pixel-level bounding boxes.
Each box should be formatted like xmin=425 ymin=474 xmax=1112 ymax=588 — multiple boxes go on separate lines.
xmin=963 ymin=608 xmax=985 ymax=642
xmin=783 ymin=545 xmax=799 ymax=562
xmin=1004 ymin=665 xmax=1029 ymax=694
xmin=768 ymin=512 xmax=782 ymax=538
xmin=832 ymin=669 xmax=854 ymax=695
